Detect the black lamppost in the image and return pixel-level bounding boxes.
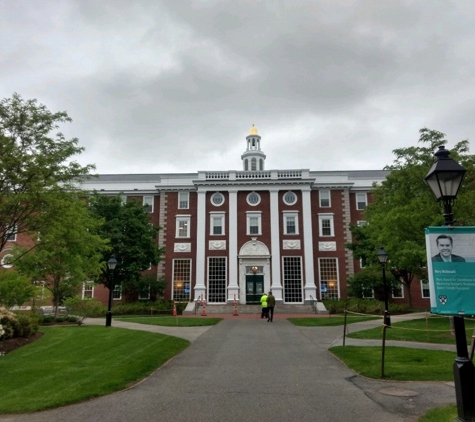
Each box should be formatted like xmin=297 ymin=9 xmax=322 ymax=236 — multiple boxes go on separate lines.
xmin=425 ymin=146 xmax=475 ymax=421
xmin=376 ymin=246 xmax=391 ymax=328
xmin=105 ymin=255 xmax=117 ymax=327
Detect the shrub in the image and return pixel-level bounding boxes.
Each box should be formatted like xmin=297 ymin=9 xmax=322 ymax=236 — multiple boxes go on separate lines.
xmin=13 ymin=314 xmax=39 ymax=338
xmin=0 ymin=307 xmax=17 ymax=340
xmin=63 ymin=296 xmax=107 ymax=325
xmin=41 ymin=316 xmax=54 ymax=324
xmin=112 ymin=300 xmax=178 ymax=316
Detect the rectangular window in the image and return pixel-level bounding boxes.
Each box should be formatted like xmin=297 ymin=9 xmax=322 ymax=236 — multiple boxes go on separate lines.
xmin=210 ymin=213 xmax=225 ymax=235
xmin=208 ymin=257 xmax=227 ymax=303
xmin=120 ymin=195 xmax=127 ymax=204
xmin=319 ymin=190 xmax=331 ymax=207
xmin=356 ymin=193 xmax=367 ymax=210
xmin=6 ymin=225 xmax=17 ymax=242
xmin=318 ymin=214 xmax=334 ymax=237
xmin=143 ymin=196 xmax=154 ymax=213
xmin=319 ymin=258 xmax=339 ymax=299
xmin=247 ymin=212 xmax=262 ymax=235
xmin=357 ymin=220 xmax=367 ymax=227
xmin=179 ymin=192 xmax=189 ymax=209
xmin=421 ymin=279 xmax=430 ymax=298
xmin=392 ymin=283 xmax=404 ymax=299
xmin=113 ymin=284 xmax=122 ymax=300
xmin=139 ymin=285 xmax=151 ymax=300
xmin=283 ymin=212 xmax=298 ymax=235
xmin=176 ymin=215 xmax=191 ymax=238
xmin=283 ymin=257 xmax=303 ymax=303
xmin=173 ymin=259 xmax=192 ymax=301
xmin=82 ymin=282 xmax=94 ymax=299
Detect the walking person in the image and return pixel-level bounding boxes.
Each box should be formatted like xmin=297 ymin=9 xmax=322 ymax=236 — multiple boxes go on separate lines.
xmin=267 ymin=291 xmax=275 ymax=322
xmin=260 ymin=292 xmax=268 ymax=319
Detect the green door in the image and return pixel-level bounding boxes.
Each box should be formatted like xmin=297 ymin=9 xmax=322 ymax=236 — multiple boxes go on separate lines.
xmin=246 ymin=274 xmax=264 ymax=303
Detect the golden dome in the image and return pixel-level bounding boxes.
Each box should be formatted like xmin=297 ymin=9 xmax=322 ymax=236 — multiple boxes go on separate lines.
xmin=249 ymin=124 xmax=258 ymax=135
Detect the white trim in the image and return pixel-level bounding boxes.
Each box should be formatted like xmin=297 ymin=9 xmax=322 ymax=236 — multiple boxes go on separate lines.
xmin=319 ymin=190 xmax=331 ymax=207
xmin=143 ymin=196 xmax=154 ymax=213
xmin=175 ymin=215 xmax=191 ymax=238
xmin=209 ymin=212 xmax=225 ymax=236
xmin=178 ymin=191 xmax=189 ymax=209
xmin=356 ymin=192 xmax=368 ymax=210
xmin=246 ymin=211 xmax=262 ymax=235
xmin=318 ymin=213 xmax=335 ymax=237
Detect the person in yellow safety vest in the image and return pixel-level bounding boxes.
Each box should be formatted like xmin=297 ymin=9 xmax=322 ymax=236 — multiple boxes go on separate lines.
xmin=260 ymin=292 xmax=268 ymax=319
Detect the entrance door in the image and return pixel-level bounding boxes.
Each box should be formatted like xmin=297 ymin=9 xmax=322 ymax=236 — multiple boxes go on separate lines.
xmin=246 ymin=274 xmax=264 ymax=303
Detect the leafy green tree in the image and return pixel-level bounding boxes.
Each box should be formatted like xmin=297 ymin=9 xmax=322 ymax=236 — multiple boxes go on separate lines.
xmin=0 ymin=93 xmax=94 ymax=253
xmin=88 ymin=193 xmax=163 ymax=301
xmin=0 ymin=269 xmax=35 ymax=308
xmin=347 ymin=128 xmax=475 ymax=308
xmin=12 ymin=193 xmax=109 ymax=318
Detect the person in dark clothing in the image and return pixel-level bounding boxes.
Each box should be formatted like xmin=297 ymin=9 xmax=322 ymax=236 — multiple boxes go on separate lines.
xmin=432 ymin=235 xmax=465 ymax=262
xmin=267 ymin=291 xmax=275 ymax=322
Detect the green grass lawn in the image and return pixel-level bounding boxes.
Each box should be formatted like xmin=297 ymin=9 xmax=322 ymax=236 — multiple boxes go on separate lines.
xmin=114 ymin=315 xmax=222 ymax=326
xmin=288 ymin=315 xmax=380 ymax=326
xmin=418 ymin=404 xmax=457 ymax=421
xmin=348 ymin=316 xmax=475 ymax=344
xmin=0 ymin=326 xmax=189 ymax=413
xmin=330 ymin=346 xmax=455 ymax=381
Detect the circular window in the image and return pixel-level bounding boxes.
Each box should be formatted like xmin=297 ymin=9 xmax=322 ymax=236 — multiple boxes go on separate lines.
xmin=283 ymin=191 xmax=297 ymax=205
xmin=1 ymin=254 xmax=13 ymax=269
xmin=247 ymin=192 xmax=261 ymax=206
xmin=211 ymin=192 xmax=225 ymax=206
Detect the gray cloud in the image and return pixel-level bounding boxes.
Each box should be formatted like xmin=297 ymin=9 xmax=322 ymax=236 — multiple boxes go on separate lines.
xmin=1 ymin=0 xmax=475 ymax=174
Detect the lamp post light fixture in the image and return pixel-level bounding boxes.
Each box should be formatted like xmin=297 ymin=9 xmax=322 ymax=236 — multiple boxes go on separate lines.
xmin=105 ymin=255 xmax=118 ymax=327
xmin=425 ymin=146 xmax=475 ymax=421
xmin=376 ymin=246 xmax=391 ymax=328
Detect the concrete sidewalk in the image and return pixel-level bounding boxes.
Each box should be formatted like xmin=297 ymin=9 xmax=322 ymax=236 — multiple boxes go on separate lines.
xmin=0 ymin=314 xmax=456 ymax=422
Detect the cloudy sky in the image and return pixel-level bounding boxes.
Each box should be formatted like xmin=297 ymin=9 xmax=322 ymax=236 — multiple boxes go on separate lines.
xmin=1 ymin=0 xmax=474 ymax=175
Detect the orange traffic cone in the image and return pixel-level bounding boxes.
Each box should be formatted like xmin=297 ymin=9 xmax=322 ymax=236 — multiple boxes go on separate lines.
xmin=172 ymin=301 xmax=177 ymax=316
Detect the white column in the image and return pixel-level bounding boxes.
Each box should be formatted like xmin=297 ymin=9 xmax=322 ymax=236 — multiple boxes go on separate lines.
xmin=228 ymin=191 xmax=239 ymax=302
xmin=194 ymin=189 xmax=206 ymax=301
xmin=270 ymin=189 xmax=282 ymax=301
xmin=302 ymin=187 xmax=317 ymax=302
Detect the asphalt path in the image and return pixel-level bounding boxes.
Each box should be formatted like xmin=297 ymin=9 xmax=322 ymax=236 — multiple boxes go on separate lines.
xmin=0 ymin=314 xmax=456 ymax=422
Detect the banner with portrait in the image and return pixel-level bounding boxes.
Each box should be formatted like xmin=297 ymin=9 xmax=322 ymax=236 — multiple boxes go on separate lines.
xmin=425 ymin=226 xmax=475 ymax=315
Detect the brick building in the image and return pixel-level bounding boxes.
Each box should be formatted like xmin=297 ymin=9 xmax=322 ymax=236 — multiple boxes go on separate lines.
xmin=2 ymin=126 xmax=431 ymax=309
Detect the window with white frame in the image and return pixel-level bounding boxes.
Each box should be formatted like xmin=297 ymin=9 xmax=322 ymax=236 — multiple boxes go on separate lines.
xmin=173 ymin=259 xmax=191 ymax=301
xmin=318 ymin=214 xmax=334 ymax=237
xmin=283 ymin=256 xmax=303 ymax=303
xmin=179 ymin=192 xmax=189 ymax=209
xmin=120 ymin=195 xmax=127 ymax=204
xmin=247 ymin=212 xmax=262 ymax=235
xmin=1 ymin=254 xmax=13 ymax=269
xmin=392 ymin=283 xmax=404 ymax=298
xmin=82 ymin=282 xmax=94 ymax=299
xmin=421 ymin=279 xmax=430 ymax=298
xmin=356 ymin=193 xmax=368 ymax=210
xmin=113 ymin=284 xmax=122 ymax=300
xmin=357 ymin=220 xmax=367 ymax=227
xmin=247 ymin=192 xmax=260 ymax=206
xmin=208 ymin=257 xmax=226 ymax=303
xmin=283 ymin=191 xmax=297 ymax=205
xmin=211 ymin=192 xmax=225 ymax=206
xmin=210 ymin=212 xmax=225 ymax=235
xmin=283 ymin=212 xmax=299 ymax=235
xmin=176 ymin=215 xmax=190 ymax=238
xmin=319 ymin=190 xmax=330 ymax=207
xmin=143 ymin=196 xmax=154 ymax=213
xmin=6 ymin=225 xmax=17 ymax=242
xmin=319 ymin=258 xmax=339 ymax=299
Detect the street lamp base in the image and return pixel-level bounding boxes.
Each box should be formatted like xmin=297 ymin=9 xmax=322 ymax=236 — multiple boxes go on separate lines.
xmin=454 ymin=358 xmax=475 ymax=421
xmin=106 ymin=312 xmax=112 ymax=327
xmin=384 ymin=311 xmax=391 ymax=328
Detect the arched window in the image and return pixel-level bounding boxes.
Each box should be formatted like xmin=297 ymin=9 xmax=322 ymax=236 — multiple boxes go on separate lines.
xmin=251 ymin=158 xmax=257 ymax=171
xmin=245 ymin=159 xmax=248 ymax=171
xmin=259 ymin=159 xmax=263 ymax=170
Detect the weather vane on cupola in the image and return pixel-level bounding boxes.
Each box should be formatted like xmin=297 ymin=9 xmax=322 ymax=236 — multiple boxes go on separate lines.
xmin=242 ymin=124 xmax=266 ymax=171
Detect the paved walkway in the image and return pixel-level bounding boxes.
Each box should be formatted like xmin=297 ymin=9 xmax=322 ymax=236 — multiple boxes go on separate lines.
xmin=0 ymin=313 xmax=457 ymax=422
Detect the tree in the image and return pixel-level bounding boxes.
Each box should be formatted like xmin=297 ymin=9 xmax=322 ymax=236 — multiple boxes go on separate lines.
xmin=0 ymin=269 xmax=35 ymax=308
xmin=346 ymin=128 xmax=475 ymax=308
xmin=0 ymin=93 xmax=94 ymax=253
xmin=12 ymin=193 xmax=109 ymax=318
xmin=88 ymin=193 xmax=163 ymax=301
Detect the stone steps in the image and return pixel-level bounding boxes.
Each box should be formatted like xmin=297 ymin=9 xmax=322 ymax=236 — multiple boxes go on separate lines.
xmin=184 ymin=303 xmax=327 ymax=315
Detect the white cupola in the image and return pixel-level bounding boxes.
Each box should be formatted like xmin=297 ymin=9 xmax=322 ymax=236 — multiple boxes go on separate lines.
xmin=241 ymin=125 xmax=266 ymax=171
